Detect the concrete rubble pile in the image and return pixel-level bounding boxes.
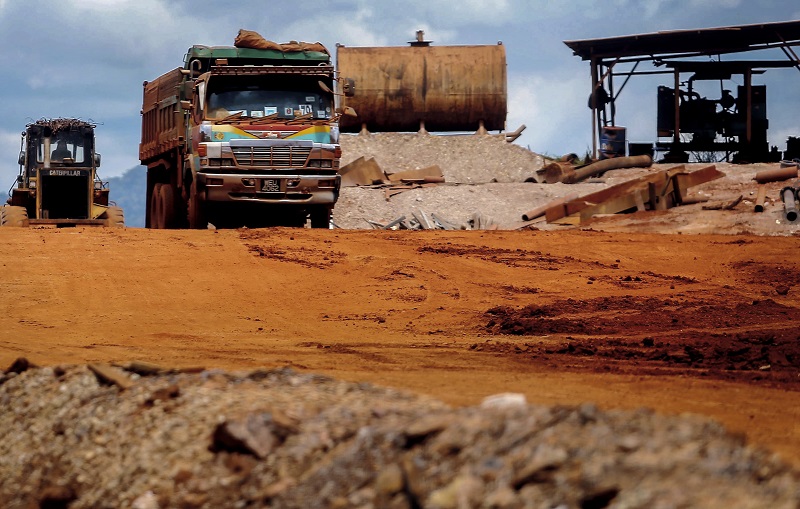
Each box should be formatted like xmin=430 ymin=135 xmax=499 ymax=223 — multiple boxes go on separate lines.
xmin=1 ymin=361 xmax=799 ymax=509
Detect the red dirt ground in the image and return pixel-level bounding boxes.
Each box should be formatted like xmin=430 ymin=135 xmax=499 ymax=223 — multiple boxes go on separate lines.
xmin=1 ymin=226 xmax=799 ymax=467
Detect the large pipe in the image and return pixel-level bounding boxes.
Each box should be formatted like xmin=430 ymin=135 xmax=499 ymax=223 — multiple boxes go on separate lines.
xmin=546 ymin=155 xmax=653 ymax=184
xmin=754 ymin=185 xmax=767 ymax=212
xmin=521 ymin=193 xmax=579 ymax=221
xmin=504 ymin=124 xmax=527 ymax=142
xmin=542 ymin=162 xmax=576 ymax=184
xmin=754 ymin=165 xmax=798 ymax=184
xmin=781 ymin=186 xmax=798 ymax=222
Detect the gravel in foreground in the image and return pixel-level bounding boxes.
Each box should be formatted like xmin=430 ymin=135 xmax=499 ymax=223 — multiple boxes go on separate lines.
xmin=1 ymin=363 xmax=798 ymax=509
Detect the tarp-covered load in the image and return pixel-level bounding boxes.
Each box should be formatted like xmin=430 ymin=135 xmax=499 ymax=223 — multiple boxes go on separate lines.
xmin=234 ymin=29 xmax=329 ymax=55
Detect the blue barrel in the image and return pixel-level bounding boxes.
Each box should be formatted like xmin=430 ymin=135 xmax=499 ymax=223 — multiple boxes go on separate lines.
xmin=600 ymin=126 xmax=626 ymax=159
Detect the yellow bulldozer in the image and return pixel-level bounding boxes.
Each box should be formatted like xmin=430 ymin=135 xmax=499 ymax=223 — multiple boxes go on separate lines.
xmin=1 ymin=118 xmax=123 ymax=227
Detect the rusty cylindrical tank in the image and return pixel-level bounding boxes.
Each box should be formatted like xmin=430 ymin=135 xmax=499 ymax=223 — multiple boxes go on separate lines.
xmin=336 ymin=43 xmax=507 ymax=133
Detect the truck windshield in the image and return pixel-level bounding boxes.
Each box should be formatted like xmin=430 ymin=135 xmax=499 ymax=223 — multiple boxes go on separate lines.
xmin=206 ymin=76 xmax=333 ymax=121
xmin=37 ymin=132 xmax=86 ymax=164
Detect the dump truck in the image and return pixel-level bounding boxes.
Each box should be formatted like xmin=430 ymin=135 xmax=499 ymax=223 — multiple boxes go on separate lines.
xmin=1 ymin=118 xmax=124 ymax=227
xmin=140 ymin=30 xmax=353 ymax=229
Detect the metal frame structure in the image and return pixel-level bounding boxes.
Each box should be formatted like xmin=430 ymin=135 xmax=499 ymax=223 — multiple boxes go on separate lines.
xmin=564 ymin=20 xmax=800 ymax=161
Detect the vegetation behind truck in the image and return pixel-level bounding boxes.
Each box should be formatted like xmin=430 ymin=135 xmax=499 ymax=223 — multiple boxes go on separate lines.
xmin=140 ymin=32 xmax=352 ymax=229
xmin=1 ymin=118 xmax=124 ymax=227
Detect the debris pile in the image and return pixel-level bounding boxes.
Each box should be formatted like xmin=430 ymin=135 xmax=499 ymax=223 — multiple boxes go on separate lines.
xmin=540 ymin=165 xmax=725 ymax=225
xmin=335 ymin=133 xmax=545 ymax=229
xmin=1 ymin=361 xmax=799 ymax=508
xmin=333 ymin=132 xmax=800 ymax=234
xmin=358 ymin=208 xmax=496 ymax=231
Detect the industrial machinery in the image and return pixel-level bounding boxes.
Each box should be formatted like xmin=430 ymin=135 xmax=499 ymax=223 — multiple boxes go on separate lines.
xmin=140 ymin=30 xmax=352 ymax=229
xmin=654 ymin=61 xmax=786 ymax=162
xmin=337 ymin=31 xmax=507 ymax=134
xmin=1 ymin=118 xmax=124 ymax=227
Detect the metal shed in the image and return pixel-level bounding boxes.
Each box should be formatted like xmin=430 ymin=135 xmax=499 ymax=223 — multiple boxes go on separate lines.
xmin=564 ymin=20 xmax=800 ymax=162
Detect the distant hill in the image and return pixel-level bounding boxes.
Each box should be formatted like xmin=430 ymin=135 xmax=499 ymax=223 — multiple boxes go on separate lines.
xmin=107 ymin=166 xmax=146 ymax=228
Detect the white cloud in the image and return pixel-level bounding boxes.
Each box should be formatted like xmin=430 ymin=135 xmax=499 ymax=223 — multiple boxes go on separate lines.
xmin=689 ymin=0 xmax=742 ymax=7
xmin=274 ymin=8 xmax=390 ymax=48
xmin=507 ymin=71 xmax=592 ymax=156
xmin=411 ymin=0 xmax=513 ymax=25
xmin=0 ymin=129 xmax=23 ymax=192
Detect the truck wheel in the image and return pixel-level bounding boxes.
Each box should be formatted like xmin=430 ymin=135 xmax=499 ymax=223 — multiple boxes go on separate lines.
xmin=150 ymin=183 xmax=163 ymax=229
xmin=309 ymin=206 xmax=332 ymax=229
xmin=0 ymin=206 xmax=29 ymax=227
xmin=187 ymin=179 xmax=207 ymax=229
xmin=104 ymin=206 xmax=125 ymax=227
xmin=160 ymin=184 xmax=175 ymax=229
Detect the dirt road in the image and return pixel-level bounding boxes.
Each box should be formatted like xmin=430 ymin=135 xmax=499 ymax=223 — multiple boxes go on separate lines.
xmin=1 ymin=226 xmax=798 ymax=466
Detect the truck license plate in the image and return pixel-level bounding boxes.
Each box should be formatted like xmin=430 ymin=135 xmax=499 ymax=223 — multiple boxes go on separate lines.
xmin=262 ymin=179 xmax=280 ymax=192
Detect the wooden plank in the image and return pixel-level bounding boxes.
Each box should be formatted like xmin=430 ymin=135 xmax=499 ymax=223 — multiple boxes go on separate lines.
xmin=387 ymin=165 xmax=444 ymax=183
xmin=634 ymin=189 xmax=646 ymax=211
xmin=412 ymin=209 xmax=432 ymax=230
xmin=672 ymin=165 xmax=725 ymax=202
xmin=431 ymin=212 xmax=460 ymax=230
xmin=552 ymin=173 xmax=665 ymax=222
xmin=550 ymin=215 xmax=582 ymax=225
xmin=340 ymin=157 xmax=386 ymax=187
xmin=579 ymin=185 xmax=650 ymax=222
xmin=545 ymin=165 xmax=721 ymax=224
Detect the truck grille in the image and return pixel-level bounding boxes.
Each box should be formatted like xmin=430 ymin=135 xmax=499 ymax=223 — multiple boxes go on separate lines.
xmin=231 ymin=146 xmax=312 ymax=167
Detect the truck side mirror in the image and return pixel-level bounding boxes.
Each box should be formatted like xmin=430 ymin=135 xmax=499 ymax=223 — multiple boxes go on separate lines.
xmin=18 ymin=152 xmax=24 ymax=165
xmin=94 ymin=153 xmax=102 ymax=167
xmin=342 ymin=78 xmax=355 ymax=97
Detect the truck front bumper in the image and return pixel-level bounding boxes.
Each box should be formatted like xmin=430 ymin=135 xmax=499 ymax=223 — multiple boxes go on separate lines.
xmin=197 ymin=172 xmax=339 ymax=206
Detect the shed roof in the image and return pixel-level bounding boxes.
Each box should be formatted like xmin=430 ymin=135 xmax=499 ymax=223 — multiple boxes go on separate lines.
xmin=564 ymin=20 xmax=800 ymax=61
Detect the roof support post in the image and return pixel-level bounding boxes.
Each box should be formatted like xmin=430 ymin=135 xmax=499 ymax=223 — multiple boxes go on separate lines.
xmin=745 ymin=68 xmax=753 ymax=146
xmin=673 ymin=68 xmax=681 ymax=146
xmin=591 ymin=57 xmax=599 ymax=159
xmin=608 ymin=67 xmax=616 ymax=126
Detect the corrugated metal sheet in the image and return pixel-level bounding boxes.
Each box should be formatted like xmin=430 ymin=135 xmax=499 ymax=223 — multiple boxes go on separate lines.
xmin=564 ymin=19 xmax=800 ymax=61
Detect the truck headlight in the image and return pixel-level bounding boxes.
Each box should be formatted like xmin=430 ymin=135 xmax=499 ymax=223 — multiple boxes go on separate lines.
xmin=308 ymin=160 xmax=333 ymax=168
xmin=208 ymin=158 xmax=234 ymax=167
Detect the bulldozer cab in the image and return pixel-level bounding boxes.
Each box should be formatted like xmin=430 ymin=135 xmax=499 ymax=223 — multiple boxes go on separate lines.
xmin=45 ymin=134 xmax=85 ymax=164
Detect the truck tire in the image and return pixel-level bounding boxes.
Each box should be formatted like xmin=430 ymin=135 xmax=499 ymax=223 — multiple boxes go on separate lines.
xmin=160 ymin=184 xmax=175 ymax=229
xmin=309 ymin=206 xmax=332 ymax=229
xmin=0 ymin=205 xmax=29 ymax=227
xmin=104 ymin=206 xmax=125 ymax=227
xmin=150 ymin=183 xmax=163 ymax=229
xmin=187 ymin=179 xmax=207 ymax=229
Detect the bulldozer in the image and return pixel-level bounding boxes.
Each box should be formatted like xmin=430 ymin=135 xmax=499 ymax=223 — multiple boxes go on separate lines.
xmin=1 ymin=118 xmax=123 ymax=227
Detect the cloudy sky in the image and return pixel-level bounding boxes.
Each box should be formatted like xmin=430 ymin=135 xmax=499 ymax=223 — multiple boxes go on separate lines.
xmin=0 ymin=0 xmax=798 ymax=187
